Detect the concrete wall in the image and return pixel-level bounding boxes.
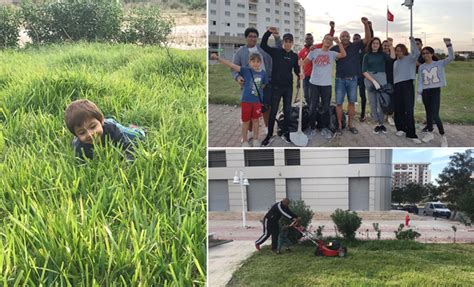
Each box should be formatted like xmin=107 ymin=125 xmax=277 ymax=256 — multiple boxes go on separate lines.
xmin=208 ymin=149 xmax=393 ymax=212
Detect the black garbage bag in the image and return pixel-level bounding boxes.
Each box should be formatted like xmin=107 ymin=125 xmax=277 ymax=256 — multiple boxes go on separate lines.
xmin=374 ymin=84 xmax=393 ymax=115
xmin=276 ymin=103 xmax=310 ymax=135
xmin=327 ymin=105 xmax=346 ymax=133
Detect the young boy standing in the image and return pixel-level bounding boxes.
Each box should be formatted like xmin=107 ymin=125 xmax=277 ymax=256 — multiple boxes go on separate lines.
xmin=211 ymin=53 xmax=268 ymax=147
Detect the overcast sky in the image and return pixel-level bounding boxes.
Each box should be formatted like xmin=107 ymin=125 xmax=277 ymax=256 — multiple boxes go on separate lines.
xmin=298 ymin=0 xmax=473 ymax=51
xmin=392 ymin=148 xmax=469 ymax=183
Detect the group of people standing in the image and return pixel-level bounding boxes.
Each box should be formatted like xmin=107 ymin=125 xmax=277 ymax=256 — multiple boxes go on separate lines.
xmin=212 ymin=17 xmax=454 ymax=147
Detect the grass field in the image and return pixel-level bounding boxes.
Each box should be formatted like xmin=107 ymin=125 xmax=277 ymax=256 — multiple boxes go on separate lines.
xmin=0 ymin=44 xmax=206 ymax=285
xmin=209 ymin=60 xmax=474 ymax=124
xmin=228 ymin=240 xmax=474 ymax=286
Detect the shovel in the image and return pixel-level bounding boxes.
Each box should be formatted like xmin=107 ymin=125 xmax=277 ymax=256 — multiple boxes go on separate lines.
xmin=290 ymin=82 xmax=308 ymax=147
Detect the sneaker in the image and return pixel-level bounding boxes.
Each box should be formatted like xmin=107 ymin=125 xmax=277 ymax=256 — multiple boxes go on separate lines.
xmin=348 ymin=127 xmax=359 ymax=134
xmin=308 ymin=128 xmax=317 ymax=139
xmin=421 ymin=126 xmax=432 ymax=133
xmin=396 ymin=130 xmax=406 ymax=137
xmin=248 ymin=131 xmax=253 ymax=141
xmin=241 ymin=141 xmax=250 ymax=147
xmin=422 ymin=132 xmax=434 ymax=143
xmin=264 ymin=127 xmax=268 ymax=135
xmin=255 ymin=244 xmax=261 ymax=251
xmin=373 ymin=126 xmax=380 ymax=134
xmin=335 ymin=128 xmax=342 ymax=136
xmin=261 ymin=135 xmax=273 ymax=147
xmin=440 ymin=135 xmax=448 ymax=147
xmin=388 ymin=116 xmax=395 ymax=126
xmin=412 ymin=138 xmax=422 ymax=144
xmin=252 ymin=139 xmax=261 ymax=147
xmin=380 ymin=125 xmax=388 ymax=134
xmin=281 ymin=133 xmax=292 ymax=144
xmin=360 ymin=115 xmax=366 ymax=122
xmin=321 ymin=128 xmax=333 ymax=139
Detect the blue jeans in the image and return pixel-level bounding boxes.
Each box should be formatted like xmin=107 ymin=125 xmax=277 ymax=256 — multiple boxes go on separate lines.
xmin=335 ymin=77 xmax=358 ymax=104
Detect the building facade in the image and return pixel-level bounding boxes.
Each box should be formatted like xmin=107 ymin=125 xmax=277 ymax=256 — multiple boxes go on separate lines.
xmin=208 ymin=0 xmax=306 ymax=59
xmin=208 ymin=149 xmax=393 ymax=212
xmin=392 ymin=163 xmax=431 ymax=188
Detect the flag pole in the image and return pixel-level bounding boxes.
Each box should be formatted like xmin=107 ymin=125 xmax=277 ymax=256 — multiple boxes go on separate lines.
xmin=386 ymin=5 xmax=389 ymax=39
xmin=410 ymin=4 xmax=413 ymax=38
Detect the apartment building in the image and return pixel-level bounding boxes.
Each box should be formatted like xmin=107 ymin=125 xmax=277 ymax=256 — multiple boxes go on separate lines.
xmin=208 ymin=149 xmax=393 ymax=212
xmin=392 ymin=163 xmax=431 ymax=188
xmin=208 ymin=0 xmax=306 ymax=59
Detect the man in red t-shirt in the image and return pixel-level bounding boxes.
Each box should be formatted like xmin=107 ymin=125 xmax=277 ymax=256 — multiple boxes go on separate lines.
xmin=298 ymin=21 xmax=335 ymax=105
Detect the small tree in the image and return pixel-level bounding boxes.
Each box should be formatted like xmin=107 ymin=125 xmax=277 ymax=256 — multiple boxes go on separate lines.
xmin=394 ymin=224 xmax=421 ymax=240
xmin=121 ymin=7 xmax=173 ymax=45
xmin=279 ymin=200 xmax=314 ymax=243
xmin=0 ymin=6 xmax=21 ymax=49
xmin=392 ymin=187 xmax=406 ymax=205
xmin=373 ymin=223 xmax=381 ymax=240
xmin=330 ymin=209 xmax=362 ymax=240
xmin=425 ymin=183 xmax=442 ymax=202
xmin=404 ymin=183 xmax=427 ymax=204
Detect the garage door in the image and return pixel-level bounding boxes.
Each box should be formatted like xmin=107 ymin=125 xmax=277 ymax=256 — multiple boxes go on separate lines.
xmin=247 ymin=179 xmax=276 ymax=211
xmin=349 ymin=177 xmax=369 ymax=211
xmin=286 ymin=179 xmax=301 ymax=201
xmin=208 ymin=180 xmax=229 ymax=211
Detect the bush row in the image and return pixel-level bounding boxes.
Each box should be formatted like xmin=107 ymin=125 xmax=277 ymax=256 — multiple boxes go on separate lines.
xmin=0 ymin=1 xmax=173 ymax=48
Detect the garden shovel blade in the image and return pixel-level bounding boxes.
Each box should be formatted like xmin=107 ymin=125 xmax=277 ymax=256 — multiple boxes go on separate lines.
xmin=290 ymin=82 xmax=308 ymax=147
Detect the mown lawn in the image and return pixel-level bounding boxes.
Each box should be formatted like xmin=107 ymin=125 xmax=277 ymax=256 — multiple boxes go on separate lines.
xmin=209 ymin=60 xmax=474 ymax=124
xmin=0 ymin=43 xmax=206 ymax=285
xmin=228 ymin=240 xmax=474 ymax=286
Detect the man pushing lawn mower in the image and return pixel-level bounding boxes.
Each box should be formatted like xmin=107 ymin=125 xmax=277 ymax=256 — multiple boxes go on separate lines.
xmin=255 ymin=198 xmax=300 ymax=253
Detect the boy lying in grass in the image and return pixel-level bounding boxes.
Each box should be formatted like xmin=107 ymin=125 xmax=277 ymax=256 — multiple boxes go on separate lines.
xmin=64 ymin=99 xmax=144 ymax=160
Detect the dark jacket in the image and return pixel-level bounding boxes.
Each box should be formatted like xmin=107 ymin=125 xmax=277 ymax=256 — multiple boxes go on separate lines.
xmin=260 ymin=30 xmax=300 ymax=88
xmin=264 ymin=201 xmax=297 ymax=222
xmin=73 ymin=120 xmax=133 ymax=160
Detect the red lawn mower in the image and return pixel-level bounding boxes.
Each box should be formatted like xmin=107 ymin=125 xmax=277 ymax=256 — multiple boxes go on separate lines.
xmin=292 ymin=224 xmax=348 ymax=257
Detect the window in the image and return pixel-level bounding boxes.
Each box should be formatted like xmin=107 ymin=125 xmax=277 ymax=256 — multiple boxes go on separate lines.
xmin=266 ymin=8 xmax=271 ymax=12
xmin=284 ymin=28 xmax=290 ymax=32
xmin=285 ymin=149 xmax=300 ymax=166
xmin=225 ymin=0 xmax=230 ymax=5
xmin=244 ymin=150 xmax=274 ymax=166
xmin=266 ymin=0 xmax=271 ymax=3
xmin=212 ymin=20 xmax=216 ymax=25
xmin=210 ymin=31 xmax=216 ymax=35
xmin=275 ymin=10 xmax=280 ymax=14
xmin=237 ymin=13 xmax=245 ymax=18
xmin=275 ymin=19 xmax=279 ymax=23
xmin=211 ymin=0 xmax=216 ymax=3
xmin=224 ymin=32 xmax=230 ymax=36
xmin=237 ymin=33 xmax=245 ymax=37
xmin=284 ymin=2 xmax=290 ymax=7
xmin=237 ymin=23 xmax=245 ymax=28
xmin=284 ymin=20 xmax=290 ymax=24
xmin=284 ymin=11 xmax=290 ymax=16
xmin=349 ymin=149 xmax=370 ymax=164
xmin=225 ymin=11 xmax=230 ymax=16
xmin=266 ymin=17 xmax=270 ymax=22
xmin=209 ymin=151 xmax=226 ymax=167
xmin=237 ymin=3 xmax=245 ymax=8
xmin=210 ymin=10 xmax=216 ymax=15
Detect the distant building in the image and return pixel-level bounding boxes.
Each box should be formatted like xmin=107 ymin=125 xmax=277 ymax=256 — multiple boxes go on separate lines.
xmin=208 ymin=0 xmax=306 ymax=59
xmin=208 ymin=149 xmax=393 ymax=212
xmin=392 ymin=163 xmax=431 ymax=188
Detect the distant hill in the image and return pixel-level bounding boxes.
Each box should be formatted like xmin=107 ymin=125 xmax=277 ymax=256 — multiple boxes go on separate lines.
xmin=0 ymin=0 xmax=206 ymax=10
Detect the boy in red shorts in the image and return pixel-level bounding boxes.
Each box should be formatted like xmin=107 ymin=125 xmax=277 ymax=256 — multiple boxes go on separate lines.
xmin=211 ymin=53 xmax=268 ymax=147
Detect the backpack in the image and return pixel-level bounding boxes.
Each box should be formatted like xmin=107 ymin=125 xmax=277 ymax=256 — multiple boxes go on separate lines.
xmin=105 ymin=118 xmax=146 ymax=141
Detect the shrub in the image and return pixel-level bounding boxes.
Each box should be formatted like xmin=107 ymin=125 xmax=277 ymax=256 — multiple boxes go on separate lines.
xmin=121 ymin=7 xmax=173 ymax=45
xmin=373 ymin=223 xmax=381 ymax=240
xmin=279 ymin=200 xmax=314 ymax=243
xmin=21 ymin=0 xmax=123 ymax=44
xmin=330 ymin=209 xmax=362 ymax=240
xmin=0 ymin=5 xmax=21 ymax=48
xmin=394 ymin=224 xmax=421 ymax=240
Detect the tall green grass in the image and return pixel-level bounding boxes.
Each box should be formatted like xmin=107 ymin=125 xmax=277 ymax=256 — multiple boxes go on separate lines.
xmin=0 ymin=43 xmax=206 ymax=285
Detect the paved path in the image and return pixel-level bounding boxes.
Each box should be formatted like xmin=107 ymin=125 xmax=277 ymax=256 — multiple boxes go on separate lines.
xmin=209 ymin=104 xmax=474 ymax=147
xmin=208 ymin=241 xmax=255 ymax=287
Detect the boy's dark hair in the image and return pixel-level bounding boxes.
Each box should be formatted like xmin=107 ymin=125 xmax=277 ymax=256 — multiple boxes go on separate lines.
xmin=395 ymin=43 xmax=409 ymax=56
xmin=353 ymin=33 xmax=361 ymax=38
xmin=415 ymin=38 xmax=422 ymax=44
xmin=249 ymin=53 xmax=262 ymax=62
xmin=244 ymin=27 xmax=259 ymax=38
xmin=366 ymin=37 xmax=383 ymax=53
xmin=65 ymin=99 xmax=104 ymax=135
xmin=421 ymin=46 xmax=435 ymax=55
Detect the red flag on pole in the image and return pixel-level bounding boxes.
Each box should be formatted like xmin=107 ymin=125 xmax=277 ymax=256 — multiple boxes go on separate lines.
xmin=387 ymin=9 xmax=394 ymax=22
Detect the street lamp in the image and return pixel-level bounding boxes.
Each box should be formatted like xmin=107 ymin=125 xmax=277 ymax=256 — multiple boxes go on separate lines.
xmin=233 ymin=171 xmax=249 ymax=228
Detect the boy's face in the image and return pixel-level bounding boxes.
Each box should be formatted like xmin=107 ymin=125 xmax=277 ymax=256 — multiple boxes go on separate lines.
xmin=249 ymin=59 xmax=261 ymax=70
xmin=74 ymin=117 xmax=104 ymax=144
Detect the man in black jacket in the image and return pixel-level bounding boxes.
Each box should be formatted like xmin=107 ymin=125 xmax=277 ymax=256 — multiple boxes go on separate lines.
xmin=260 ymin=27 xmax=301 ymax=146
xmin=255 ymin=198 xmax=299 ymax=252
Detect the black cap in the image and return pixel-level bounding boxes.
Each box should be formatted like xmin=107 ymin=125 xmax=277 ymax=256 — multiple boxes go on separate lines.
xmin=283 ymin=33 xmax=294 ymax=41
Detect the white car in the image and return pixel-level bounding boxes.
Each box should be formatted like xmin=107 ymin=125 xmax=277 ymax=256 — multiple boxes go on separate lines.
xmin=423 ymin=202 xmax=451 ymax=219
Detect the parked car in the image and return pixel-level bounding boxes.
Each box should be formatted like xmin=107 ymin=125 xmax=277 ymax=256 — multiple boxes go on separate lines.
xmin=402 ymin=204 xmax=419 ymax=214
xmin=423 ymin=202 xmax=451 ymax=219
xmin=391 ymin=204 xmax=404 ymax=211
